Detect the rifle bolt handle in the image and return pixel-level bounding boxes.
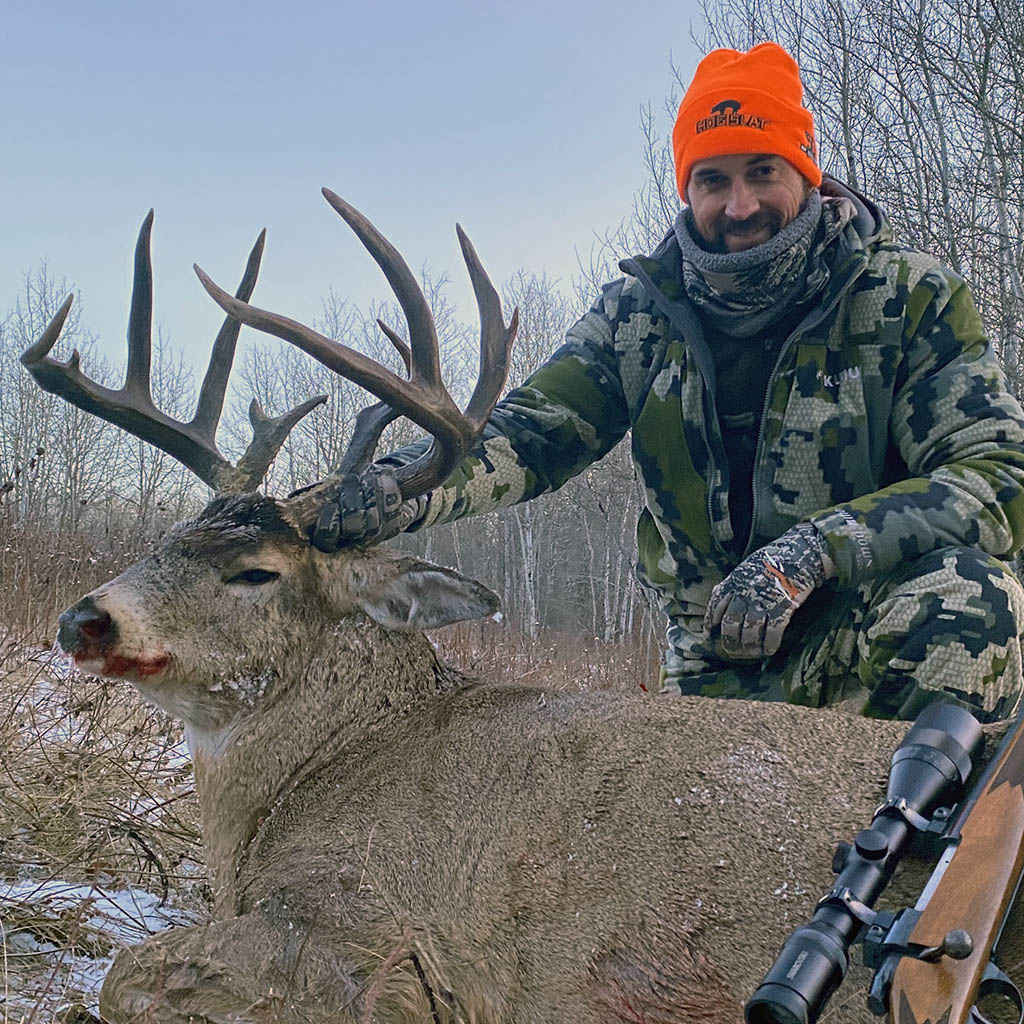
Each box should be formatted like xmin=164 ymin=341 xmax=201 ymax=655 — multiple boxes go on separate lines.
xmin=919 ymin=929 xmax=974 ymax=962
xmin=941 ymin=929 xmax=973 ymax=960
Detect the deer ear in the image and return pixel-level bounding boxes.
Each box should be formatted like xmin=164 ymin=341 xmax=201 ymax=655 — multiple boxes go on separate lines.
xmin=353 ymin=557 xmax=500 ymax=631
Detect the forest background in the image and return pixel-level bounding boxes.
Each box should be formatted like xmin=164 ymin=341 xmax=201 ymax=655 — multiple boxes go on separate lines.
xmin=1 ymin=0 xmax=1022 ymax=1015
xmin=4 ymin=0 xmax=1022 ymax=670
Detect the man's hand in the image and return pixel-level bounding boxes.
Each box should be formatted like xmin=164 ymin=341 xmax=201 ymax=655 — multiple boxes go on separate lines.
xmin=310 ymin=466 xmax=404 ymax=552
xmin=704 ymin=523 xmax=836 ymax=660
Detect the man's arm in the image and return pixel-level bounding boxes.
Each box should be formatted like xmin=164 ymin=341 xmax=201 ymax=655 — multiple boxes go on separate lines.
xmin=812 ymin=266 xmax=1024 ymax=586
xmin=311 ymin=280 xmax=634 ymax=549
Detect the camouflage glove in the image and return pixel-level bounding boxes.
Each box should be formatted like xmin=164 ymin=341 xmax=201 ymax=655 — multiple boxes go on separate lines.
xmin=312 ymin=466 xmax=404 ymax=552
xmin=705 ymin=523 xmax=837 ymax=660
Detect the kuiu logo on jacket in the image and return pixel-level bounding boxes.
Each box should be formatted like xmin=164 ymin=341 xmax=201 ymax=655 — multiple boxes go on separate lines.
xmin=696 ymin=99 xmax=767 ymax=133
xmin=817 ymin=366 xmax=861 ymax=388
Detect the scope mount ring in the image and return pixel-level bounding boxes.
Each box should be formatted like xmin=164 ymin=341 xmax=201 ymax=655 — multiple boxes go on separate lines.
xmin=874 ymin=796 xmax=956 ymax=835
xmin=817 ymin=886 xmax=878 ymax=927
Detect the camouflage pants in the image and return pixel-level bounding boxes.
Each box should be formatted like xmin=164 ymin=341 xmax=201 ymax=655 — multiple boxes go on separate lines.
xmin=660 ymin=546 xmax=1024 ymax=722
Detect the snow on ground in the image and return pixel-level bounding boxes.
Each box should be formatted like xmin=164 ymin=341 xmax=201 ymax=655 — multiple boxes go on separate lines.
xmin=0 ymin=877 xmax=196 ymax=1017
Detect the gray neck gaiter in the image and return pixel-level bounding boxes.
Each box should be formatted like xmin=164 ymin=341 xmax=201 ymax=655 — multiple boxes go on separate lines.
xmin=674 ymin=190 xmax=850 ymax=339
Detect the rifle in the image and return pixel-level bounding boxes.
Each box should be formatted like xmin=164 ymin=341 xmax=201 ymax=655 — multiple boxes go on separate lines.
xmin=746 ymin=701 xmax=1024 ymax=1024
xmin=872 ymin=706 xmax=1024 ymax=1024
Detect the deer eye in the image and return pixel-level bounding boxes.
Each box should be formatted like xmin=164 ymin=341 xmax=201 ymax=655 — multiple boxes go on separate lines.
xmin=225 ymin=569 xmax=281 ymax=586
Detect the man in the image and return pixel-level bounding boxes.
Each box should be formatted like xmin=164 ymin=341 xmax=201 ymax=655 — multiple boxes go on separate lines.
xmin=314 ymin=42 xmax=1024 ymax=722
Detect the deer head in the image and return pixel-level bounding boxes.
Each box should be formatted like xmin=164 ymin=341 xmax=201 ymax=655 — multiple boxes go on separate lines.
xmin=23 ymin=189 xmax=517 ymax=726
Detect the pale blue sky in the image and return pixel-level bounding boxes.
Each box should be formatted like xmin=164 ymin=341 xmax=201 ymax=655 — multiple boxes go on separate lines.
xmin=4 ymin=0 xmax=703 ymax=380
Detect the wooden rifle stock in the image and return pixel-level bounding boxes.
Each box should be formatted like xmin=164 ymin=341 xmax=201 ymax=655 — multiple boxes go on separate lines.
xmin=891 ymin=712 xmax=1024 ymax=1024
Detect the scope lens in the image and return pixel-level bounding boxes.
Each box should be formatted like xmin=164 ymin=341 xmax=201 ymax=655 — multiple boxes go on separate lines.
xmin=747 ymin=1002 xmax=803 ymax=1024
xmin=745 ymin=983 xmax=810 ymax=1024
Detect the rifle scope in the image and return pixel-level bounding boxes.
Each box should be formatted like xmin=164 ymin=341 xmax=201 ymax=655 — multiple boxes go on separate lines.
xmin=745 ymin=701 xmax=984 ymax=1024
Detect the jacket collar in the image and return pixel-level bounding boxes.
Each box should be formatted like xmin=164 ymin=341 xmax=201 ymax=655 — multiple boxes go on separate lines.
xmin=619 ymin=175 xmax=885 ymax=338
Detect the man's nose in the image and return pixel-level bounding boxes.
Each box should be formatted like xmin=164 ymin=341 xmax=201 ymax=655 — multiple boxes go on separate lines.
xmin=725 ymin=181 xmax=759 ymax=220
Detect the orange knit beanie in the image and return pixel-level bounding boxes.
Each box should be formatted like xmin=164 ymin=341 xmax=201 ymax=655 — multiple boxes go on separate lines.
xmin=672 ymin=42 xmax=821 ymax=200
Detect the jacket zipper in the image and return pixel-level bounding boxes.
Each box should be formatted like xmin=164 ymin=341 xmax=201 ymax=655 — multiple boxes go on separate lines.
xmin=698 ymin=374 xmax=719 ymax=537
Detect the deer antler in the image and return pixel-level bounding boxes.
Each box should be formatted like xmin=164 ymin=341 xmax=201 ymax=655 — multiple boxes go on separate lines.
xmin=194 ymin=188 xmax=518 ymax=527
xmin=20 ymin=211 xmax=326 ymax=495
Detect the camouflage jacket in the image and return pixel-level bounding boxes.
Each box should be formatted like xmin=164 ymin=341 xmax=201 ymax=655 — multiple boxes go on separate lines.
xmin=394 ymin=179 xmax=1024 ymax=653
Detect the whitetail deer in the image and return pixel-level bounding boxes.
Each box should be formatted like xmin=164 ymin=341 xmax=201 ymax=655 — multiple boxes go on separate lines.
xmin=23 ymin=190 xmax=986 ymax=1023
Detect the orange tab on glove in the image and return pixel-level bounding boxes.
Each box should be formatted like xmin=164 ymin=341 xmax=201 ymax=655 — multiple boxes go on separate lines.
xmin=705 ymin=522 xmax=836 ymax=660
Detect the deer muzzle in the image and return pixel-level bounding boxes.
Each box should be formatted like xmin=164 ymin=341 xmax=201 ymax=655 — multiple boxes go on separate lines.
xmin=58 ymin=595 xmax=118 ymax=657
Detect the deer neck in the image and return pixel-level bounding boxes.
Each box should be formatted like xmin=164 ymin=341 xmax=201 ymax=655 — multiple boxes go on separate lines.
xmin=186 ymin=615 xmax=463 ymax=914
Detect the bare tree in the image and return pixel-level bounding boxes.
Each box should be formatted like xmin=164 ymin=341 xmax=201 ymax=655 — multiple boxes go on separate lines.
xmin=695 ymin=0 xmax=1024 ymax=389
xmin=0 ymin=264 xmax=119 ymax=530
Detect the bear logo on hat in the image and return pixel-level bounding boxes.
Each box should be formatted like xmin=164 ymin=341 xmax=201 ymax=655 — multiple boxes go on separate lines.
xmin=711 ymin=99 xmax=742 ymax=116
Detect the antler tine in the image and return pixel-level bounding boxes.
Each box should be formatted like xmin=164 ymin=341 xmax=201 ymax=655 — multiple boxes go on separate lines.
xmin=375 ymin=319 xmax=413 ymax=371
xmin=238 ymin=394 xmax=328 ymax=484
xmin=124 ymin=210 xmax=156 ymax=402
xmin=455 ymin=224 xmax=519 ymax=430
xmin=336 ymin=321 xmax=412 ymax=474
xmin=190 ymin=229 xmax=266 ymax=442
xmin=21 ymin=294 xmax=75 ymax=367
xmin=21 ymin=213 xmax=325 ymax=495
xmin=320 ymin=188 xmax=443 ymax=391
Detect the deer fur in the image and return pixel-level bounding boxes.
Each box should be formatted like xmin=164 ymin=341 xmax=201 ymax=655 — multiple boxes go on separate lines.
xmin=60 ymin=493 xmax=968 ymax=1023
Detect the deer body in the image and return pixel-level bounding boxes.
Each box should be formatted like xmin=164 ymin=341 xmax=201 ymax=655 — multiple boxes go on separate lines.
xmin=59 ymin=496 xmax=912 ymax=1024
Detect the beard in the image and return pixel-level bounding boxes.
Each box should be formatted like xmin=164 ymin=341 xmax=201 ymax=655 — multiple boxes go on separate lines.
xmin=701 ymin=208 xmax=786 ymax=254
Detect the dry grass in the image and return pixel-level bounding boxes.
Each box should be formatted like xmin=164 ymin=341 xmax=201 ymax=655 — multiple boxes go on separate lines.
xmin=0 ymin=519 xmax=146 ymax=643
xmin=0 ymin=633 xmax=204 ymax=1022
xmin=0 ymin=638 xmax=202 ymax=891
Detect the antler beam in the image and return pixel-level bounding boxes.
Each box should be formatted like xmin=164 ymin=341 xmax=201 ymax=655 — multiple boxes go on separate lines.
xmin=195 ymin=188 xmax=518 ymax=514
xmin=20 ymin=212 xmax=326 ymax=494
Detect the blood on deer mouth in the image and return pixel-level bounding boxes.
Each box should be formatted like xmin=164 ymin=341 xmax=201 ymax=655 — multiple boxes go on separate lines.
xmin=73 ymin=649 xmax=171 ymax=681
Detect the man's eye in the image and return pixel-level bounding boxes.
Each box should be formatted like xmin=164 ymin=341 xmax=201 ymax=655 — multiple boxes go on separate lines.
xmin=225 ymin=569 xmax=281 ymax=586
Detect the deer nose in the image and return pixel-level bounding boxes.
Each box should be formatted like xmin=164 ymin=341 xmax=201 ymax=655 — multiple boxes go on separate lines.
xmin=58 ymin=596 xmax=118 ymax=654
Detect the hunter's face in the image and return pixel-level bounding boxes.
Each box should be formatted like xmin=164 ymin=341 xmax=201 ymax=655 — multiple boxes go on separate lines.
xmin=686 ymin=153 xmax=809 ymax=253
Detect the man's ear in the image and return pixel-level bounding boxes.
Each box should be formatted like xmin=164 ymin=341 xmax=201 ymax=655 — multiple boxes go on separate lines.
xmin=350 ymin=554 xmax=500 ymax=631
